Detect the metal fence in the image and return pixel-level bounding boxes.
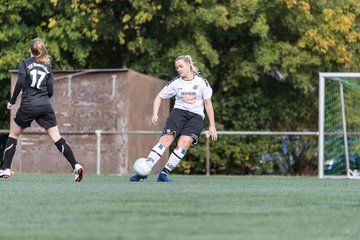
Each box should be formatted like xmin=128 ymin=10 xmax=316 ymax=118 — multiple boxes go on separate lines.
xmin=0 ymin=129 xmax=319 ymax=175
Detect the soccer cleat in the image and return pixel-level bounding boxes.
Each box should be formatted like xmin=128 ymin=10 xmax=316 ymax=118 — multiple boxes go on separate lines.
xmin=130 ymin=174 xmax=148 ymax=182
xmin=74 ymin=164 xmax=84 ymax=182
xmin=0 ymin=169 xmax=11 ymax=179
xmin=157 ymin=172 xmax=173 ymax=182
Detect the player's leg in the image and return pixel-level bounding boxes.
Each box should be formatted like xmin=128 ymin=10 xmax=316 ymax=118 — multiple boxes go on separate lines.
xmin=146 ymin=109 xmax=184 ymax=168
xmin=46 ymin=126 xmax=84 ymax=182
xmin=158 ymin=111 xmax=204 ymax=182
xmin=157 ymin=136 xmax=192 ymax=182
xmin=131 ymin=109 xmax=183 ymax=182
xmin=147 ymin=134 xmax=175 ymax=167
xmin=36 ymin=105 xmax=84 ymax=182
xmin=0 ymin=105 xmax=33 ymax=178
xmin=0 ymin=121 xmax=23 ymax=178
xmin=130 ymin=134 xmax=175 ymax=182
xmin=47 ymin=125 xmax=78 ymax=168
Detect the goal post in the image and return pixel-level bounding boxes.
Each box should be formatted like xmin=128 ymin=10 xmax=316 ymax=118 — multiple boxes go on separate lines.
xmin=319 ymin=72 xmax=360 ymax=179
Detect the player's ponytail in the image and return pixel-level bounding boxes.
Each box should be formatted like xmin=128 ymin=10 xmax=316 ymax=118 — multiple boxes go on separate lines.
xmin=30 ymin=38 xmax=51 ymax=65
xmin=175 ymin=55 xmax=199 ymax=74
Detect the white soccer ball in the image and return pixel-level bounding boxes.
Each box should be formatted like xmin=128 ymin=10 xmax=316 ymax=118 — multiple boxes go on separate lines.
xmin=133 ymin=158 xmax=152 ymax=176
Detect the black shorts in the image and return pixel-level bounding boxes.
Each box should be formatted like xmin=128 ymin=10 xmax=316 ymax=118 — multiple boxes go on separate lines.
xmin=161 ymin=108 xmax=204 ymax=145
xmin=14 ymin=104 xmax=57 ymax=129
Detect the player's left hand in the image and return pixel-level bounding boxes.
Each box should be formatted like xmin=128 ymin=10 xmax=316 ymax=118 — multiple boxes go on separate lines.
xmin=7 ymin=102 xmax=12 ymax=110
xmin=208 ymin=126 xmax=217 ymax=141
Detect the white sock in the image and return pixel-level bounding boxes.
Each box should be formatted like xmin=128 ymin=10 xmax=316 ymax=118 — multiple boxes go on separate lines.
xmin=164 ymin=147 xmax=186 ymax=172
xmin=147 ymin=143 xmax=166 ymax=168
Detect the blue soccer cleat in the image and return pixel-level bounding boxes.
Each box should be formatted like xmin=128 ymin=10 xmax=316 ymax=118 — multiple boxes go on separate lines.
xmin=157 ymin=172 xmax=173 ymax=182
xmin=130 ymin=174 xmax=148 ymax=182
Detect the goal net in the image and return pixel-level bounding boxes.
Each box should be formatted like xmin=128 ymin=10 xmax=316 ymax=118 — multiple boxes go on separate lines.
xmin=319 ymin=73 xmax=360 ymax=179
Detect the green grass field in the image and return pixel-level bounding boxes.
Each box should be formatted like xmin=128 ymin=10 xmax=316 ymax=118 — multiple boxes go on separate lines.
xmin=1 ymin=174 xmax=360 ymax=240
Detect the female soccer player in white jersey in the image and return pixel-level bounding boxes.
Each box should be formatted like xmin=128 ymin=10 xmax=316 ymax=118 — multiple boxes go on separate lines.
xmin=131 ymin=55 xmax=217 ymax=182
xmin=0 ymin=38 xmax=84 ymax=182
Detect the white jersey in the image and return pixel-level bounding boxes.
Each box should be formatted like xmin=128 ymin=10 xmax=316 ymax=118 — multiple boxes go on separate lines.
xmin=159 ymin=74 xmax=213 ymax=119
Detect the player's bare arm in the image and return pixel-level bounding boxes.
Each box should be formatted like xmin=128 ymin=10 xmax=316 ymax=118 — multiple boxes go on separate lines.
xmin=204 ymin=98 xmax=217 ymax=141
xmin=152 ymin=94 xmax=163 ymax=125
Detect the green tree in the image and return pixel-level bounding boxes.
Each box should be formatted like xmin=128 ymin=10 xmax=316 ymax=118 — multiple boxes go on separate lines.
xmin=1 ymin=0 xmax=360 ymax=174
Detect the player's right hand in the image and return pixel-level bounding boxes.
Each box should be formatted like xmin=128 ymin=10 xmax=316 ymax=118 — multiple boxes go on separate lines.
xmin=7 ymin=102 xmax=12 ymax=110
xmin=152 ymin=115 xmax=158 ymax=125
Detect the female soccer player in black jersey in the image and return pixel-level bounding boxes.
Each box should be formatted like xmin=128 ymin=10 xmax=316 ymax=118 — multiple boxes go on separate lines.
xmin=0 ymin=38 xmax=84 ymax=182
xmin=131 ymin=55 xmax=217 ymax=182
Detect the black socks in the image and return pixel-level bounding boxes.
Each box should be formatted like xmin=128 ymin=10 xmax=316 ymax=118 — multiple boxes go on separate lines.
xmin=2 ymin=137 xmax=17 ymax=169
xmin=54 ymin=138 xmax=78 ymax=169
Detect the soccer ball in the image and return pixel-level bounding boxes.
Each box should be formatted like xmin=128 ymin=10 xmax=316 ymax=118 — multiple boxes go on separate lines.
xmin=133 ymin=158 xmax=152 ymax=176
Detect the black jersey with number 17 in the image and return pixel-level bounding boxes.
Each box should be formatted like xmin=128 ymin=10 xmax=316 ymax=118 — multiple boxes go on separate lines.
xmin=14 ymin=57 xmax=54 ymax=106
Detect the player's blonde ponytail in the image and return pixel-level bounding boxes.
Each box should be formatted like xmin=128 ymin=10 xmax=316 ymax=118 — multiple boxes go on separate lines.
xmin=30 ymin=38 xmax=51 ymax=65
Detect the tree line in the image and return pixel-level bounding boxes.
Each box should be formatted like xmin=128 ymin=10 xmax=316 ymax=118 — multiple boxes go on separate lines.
xmin=1 ymin=0 xmax=360 ymax=174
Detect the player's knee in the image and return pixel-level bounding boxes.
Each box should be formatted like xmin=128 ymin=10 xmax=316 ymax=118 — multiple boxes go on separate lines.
xmin=177 ymin=139 xmax=192 ymax=150
xmin=159 ymin=135 xmax=174 ymax=148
